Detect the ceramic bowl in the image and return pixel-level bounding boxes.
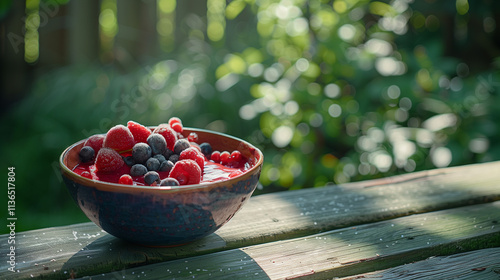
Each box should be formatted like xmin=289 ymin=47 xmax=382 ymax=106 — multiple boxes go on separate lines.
xmin=60 ymin=128 xmax=263 ymax=247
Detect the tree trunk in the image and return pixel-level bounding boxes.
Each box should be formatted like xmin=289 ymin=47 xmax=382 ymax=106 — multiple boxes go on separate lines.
xmin=115 ymin=0 xmax=158 ymax=71
xmin=68 ymin=0 xmax=100 ymax=65
xmin=38 ymin=2 xmax=69 ymax=68
xmin=0 ymin=0 xmax=30 ymax=112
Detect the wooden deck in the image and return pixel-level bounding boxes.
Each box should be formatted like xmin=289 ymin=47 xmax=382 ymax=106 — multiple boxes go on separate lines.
xmin=2 ymin=161 xmax=500 ymax=279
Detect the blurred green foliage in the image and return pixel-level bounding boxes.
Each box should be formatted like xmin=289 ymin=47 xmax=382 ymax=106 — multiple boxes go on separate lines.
xmin=2 ymin=0 xmax=500 ymax=232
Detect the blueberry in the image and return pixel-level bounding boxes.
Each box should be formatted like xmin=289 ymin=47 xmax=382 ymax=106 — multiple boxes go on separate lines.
xmin=79 ymin=146 xmax=95 ymax=162
xmin=162 ymin=148 xmax=174 ymax=159
xmin=147 ymin=133 xmax=167 ymax=155
xmin=159 ymin=178 xmax=180 ymax=186
xmin=144 ymin=171 xmax=160 ymax=185
xmin=173 ymin=139 xmax=190 ymax=154
xmin=146 ymin=157 xmax=160 ymax=171
xmin=123 ymin=156 xmax=135 ymax=166
xmin=153 ymin=154 xmax=166 ymax=163
xmin=169 ymin=154 xmax=179 ymax=163
xmin=159 ymin=160 xmax=174 ymax=173
xmin=199 ymin=143 xmax=213 ymax=158
xmin=130 ymin=164 xmax=148 ymax=177
xmin=132 ymin=143 xmax=152 ymax=164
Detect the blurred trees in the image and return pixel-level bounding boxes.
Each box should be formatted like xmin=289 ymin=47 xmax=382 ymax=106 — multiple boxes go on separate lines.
xmin=1 ymin=0 xmax=499 ymax=231
xmin=215 ymin=0 xmax=500 ymax=189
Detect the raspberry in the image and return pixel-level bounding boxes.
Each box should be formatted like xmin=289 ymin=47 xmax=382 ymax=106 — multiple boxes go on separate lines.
xmin=127 ymin=120 xmax=151 ymax=144
xmin=190 ymin=142 xmax=201 ymax=152
xmin=220 ymin=151 xmax=230 ymax=165
xmin=84 ymin=134 xmax=105 ymax=153
xmin=103 ymin=125 xmax=135 ymax=153
xmin=187 ymin=132 xmax=198 ymax=142
xmin=169 ymin=159 xmax=201 ymax=185
xmin=153 ymin=124 xmax=178 ymax=151
xmin=211 ymin=151 xmax=221 ymax=163
xmin=95 ymin=148 xmax=124 ymax=173
xmin=119 ymin=174 xmax=133 ymax=185
xmin=179 ymin=147 xmax=205 ymax=172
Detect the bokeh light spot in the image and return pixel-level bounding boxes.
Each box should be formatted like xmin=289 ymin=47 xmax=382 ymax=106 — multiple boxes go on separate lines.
xmin=431 ymin=147 xmax=452 ymax=167
xmin=272 ymin=126 xmax=294 ymax=148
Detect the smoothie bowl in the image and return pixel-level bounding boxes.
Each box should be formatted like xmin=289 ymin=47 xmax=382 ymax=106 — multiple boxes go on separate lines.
xmin=59 ymin=119 xmax=263 ymax=246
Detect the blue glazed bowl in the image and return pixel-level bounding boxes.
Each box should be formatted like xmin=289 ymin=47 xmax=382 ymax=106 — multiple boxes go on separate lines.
xmin=60 ymin=128 xmax=263 ymax=247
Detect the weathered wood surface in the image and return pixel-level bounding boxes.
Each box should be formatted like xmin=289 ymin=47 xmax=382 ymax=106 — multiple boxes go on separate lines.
xmin=75 ymin=201 xmax=500 ymax=279
xmin=340 ymin=247 xmax=500 ymax=280
xmin=1 ymin=161 xmax=500 ymax=279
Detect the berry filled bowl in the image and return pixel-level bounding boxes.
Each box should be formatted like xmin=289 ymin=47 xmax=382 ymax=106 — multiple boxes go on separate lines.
xmin=59 ymin=118 xmax=263 ymax=247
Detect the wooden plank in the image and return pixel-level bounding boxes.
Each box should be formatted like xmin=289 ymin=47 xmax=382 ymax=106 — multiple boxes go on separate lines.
xmin=1 ymin=161 xmax=500 ymax=279
xmin=75 ymin=201 xmax=500 ymax=280
xmin=338 ymin=248 xmax=500 ymax=280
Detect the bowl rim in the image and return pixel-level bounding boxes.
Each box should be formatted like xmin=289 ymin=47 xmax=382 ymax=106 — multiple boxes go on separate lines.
xmin=60 ymin=127 xmax=264 ymax=193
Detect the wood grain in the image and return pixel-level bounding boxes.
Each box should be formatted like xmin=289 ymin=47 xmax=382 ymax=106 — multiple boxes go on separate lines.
xmin=74 ymin=201 xmax=500 ymax=279
xmin=1 ymin=161 xmax=500 ymax=279
xmin=339 ymin=248 xmax=500 ymax=280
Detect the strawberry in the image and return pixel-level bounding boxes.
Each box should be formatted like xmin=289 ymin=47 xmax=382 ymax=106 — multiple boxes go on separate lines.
xmin=127 ymin=120 xmax=151 ymax=144
xmin=103 ymin=125 xmax=135 ymax=153
xmin=153 ymin=124 xmax=178 ymax=151
xmin=95 ymin=148 xmax=124 ymax=173
xmin=169 ymin=159 xmax=201 ymax=185
xmin=179 ymin=147 xmax=205 ymax=172
xmin=83 ymin=134 xmax=105 ymax=153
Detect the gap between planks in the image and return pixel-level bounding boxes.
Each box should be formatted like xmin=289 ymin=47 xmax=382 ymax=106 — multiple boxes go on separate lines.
xmin=1 ymin=161 xmax=500 ymax=279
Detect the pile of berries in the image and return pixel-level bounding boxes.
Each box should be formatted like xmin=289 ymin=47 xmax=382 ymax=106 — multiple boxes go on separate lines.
xmin=78 ymin=118 xmax=246 ymax=186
